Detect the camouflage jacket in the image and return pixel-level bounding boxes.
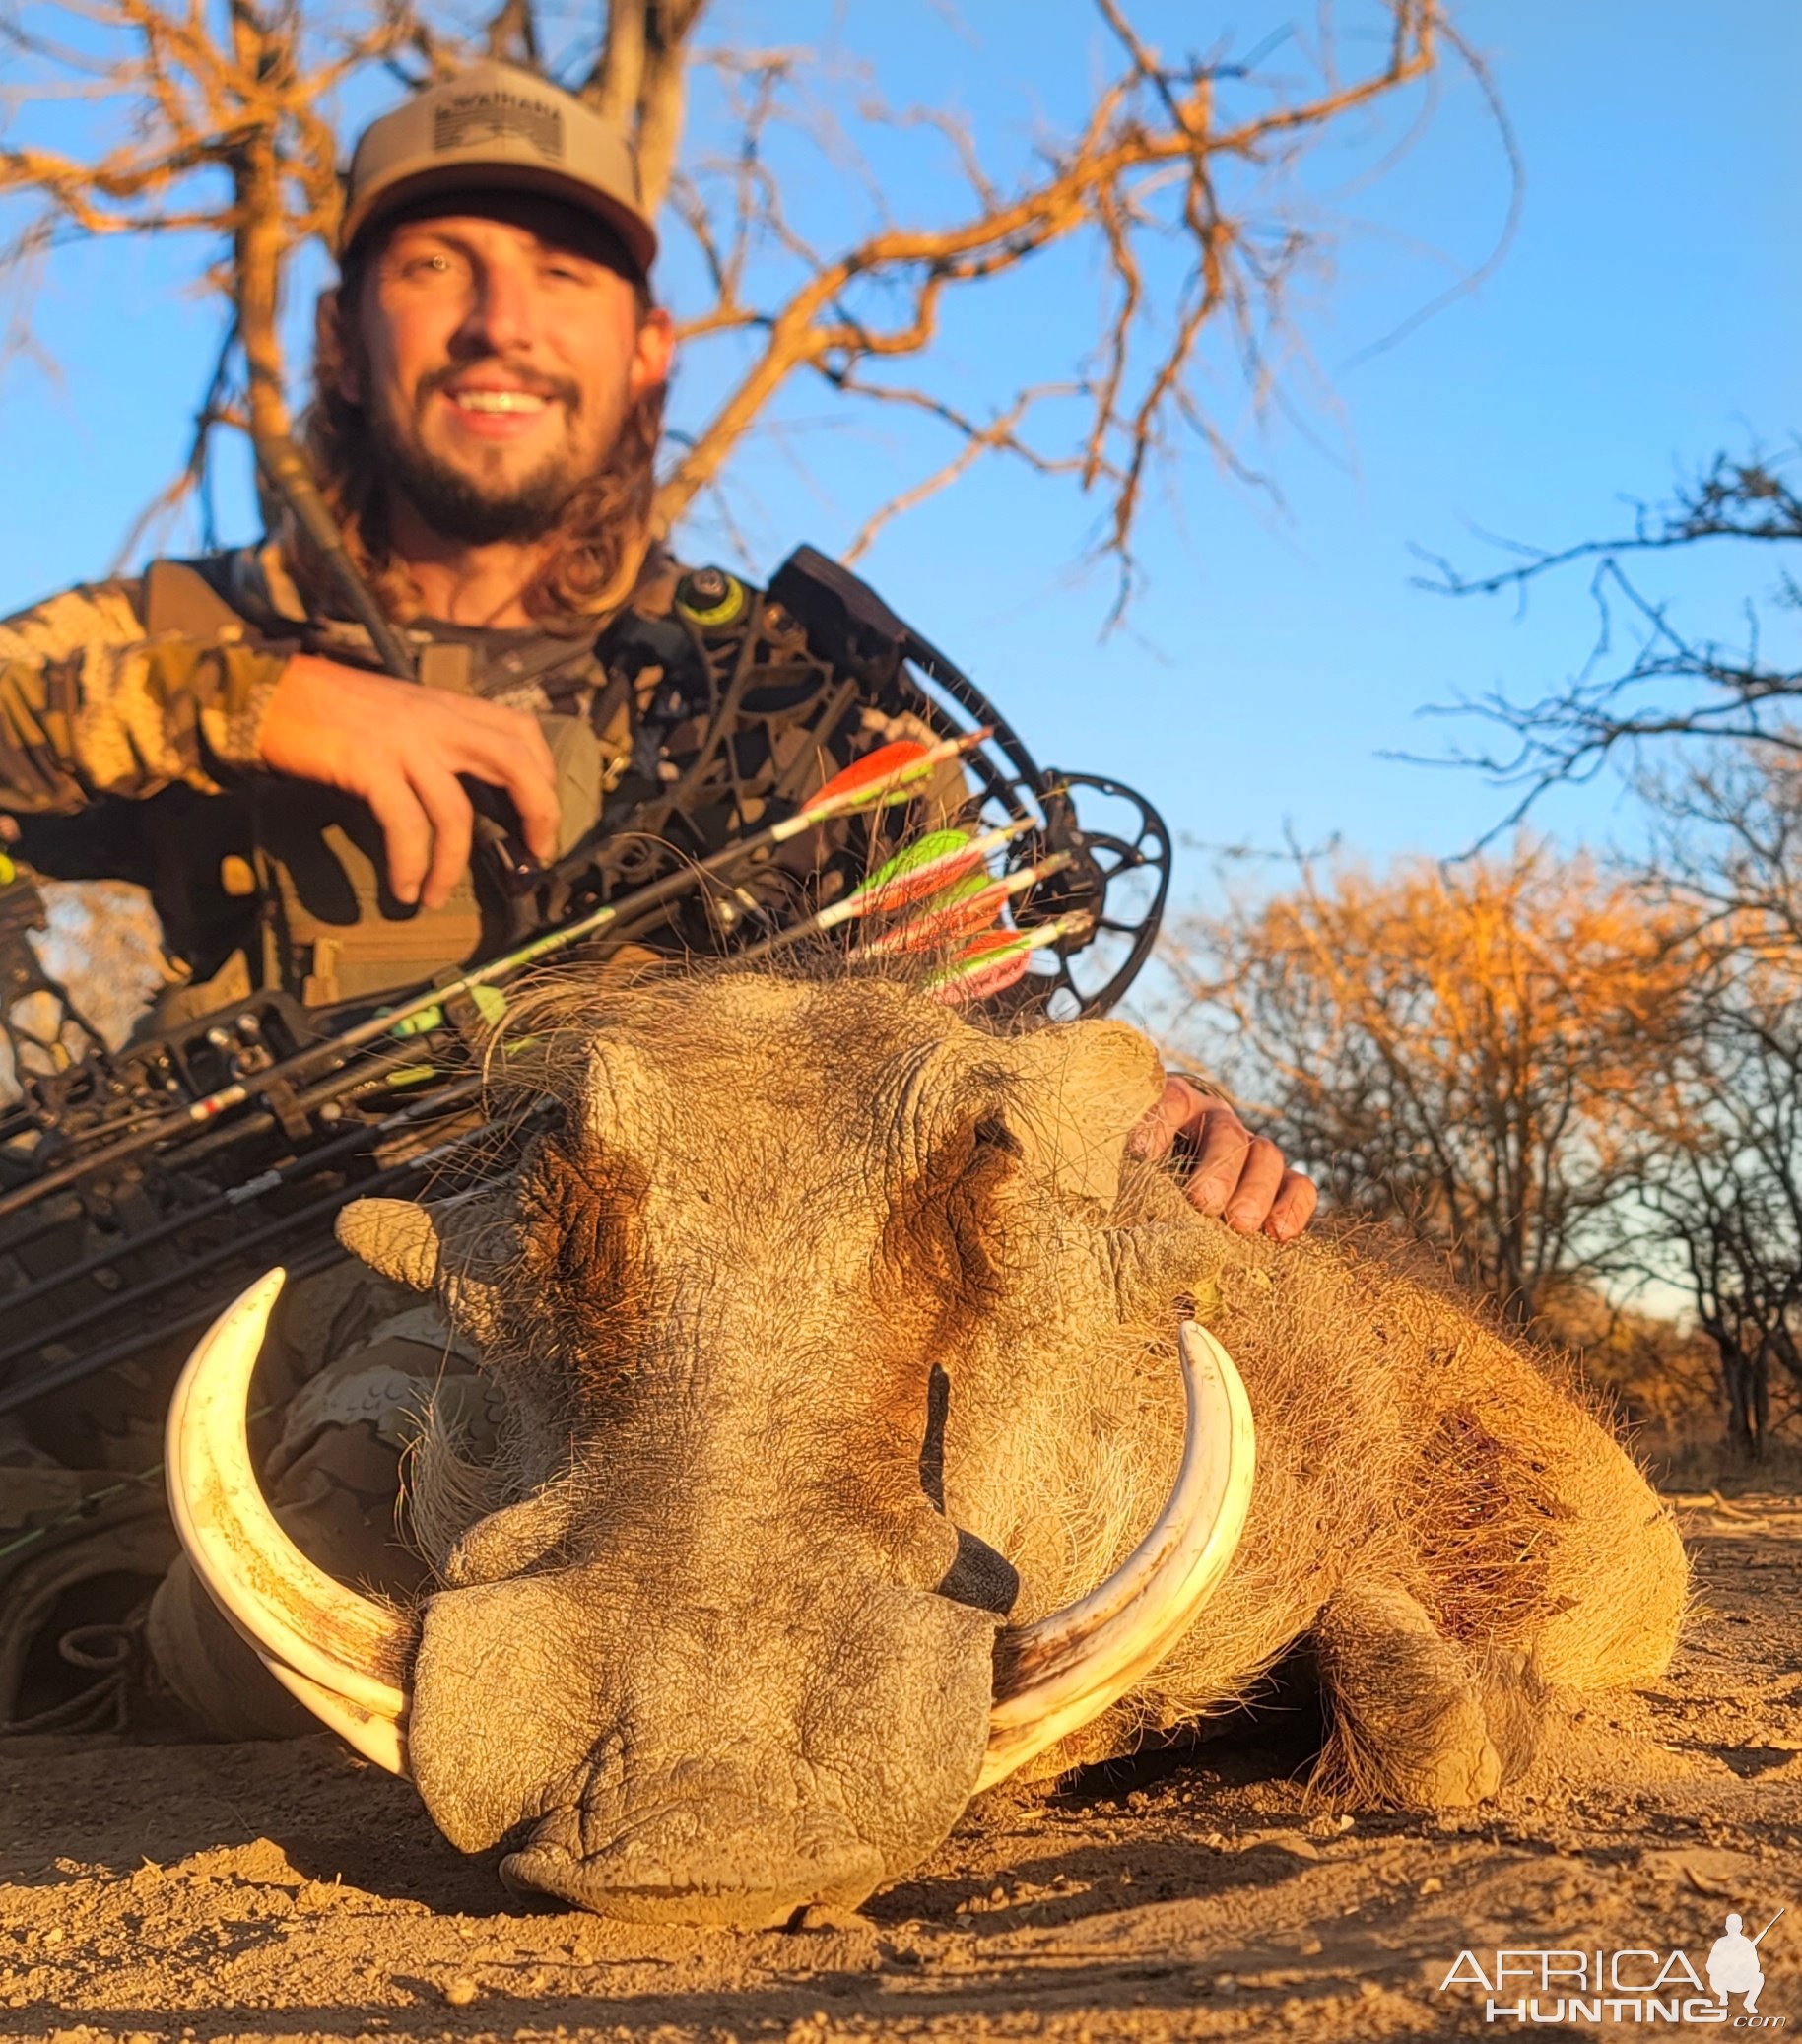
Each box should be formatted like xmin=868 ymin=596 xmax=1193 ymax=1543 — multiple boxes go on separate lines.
xmin=0 ymin=544 xmax=940 ymax=1016
xmin=0 ymin=567 xmax=283 ymax=809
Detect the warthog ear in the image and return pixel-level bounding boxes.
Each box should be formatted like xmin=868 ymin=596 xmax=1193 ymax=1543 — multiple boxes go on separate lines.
xmin=337 ymin=1197 xmax=440 ymax=1290
xmin=1006 ymin=1020 xmax=1166 ymax=1214
xmin=338 ymin=1191 xmax=515 ymax=1346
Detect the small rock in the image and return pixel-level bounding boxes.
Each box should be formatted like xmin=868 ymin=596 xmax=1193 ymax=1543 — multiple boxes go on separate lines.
xmin=443 ymin=1977 xmax=480 ymax=2008
xmin=42 ymin=1927 xmax=64 ymax=1947
xmin=1420 ymin=1875 xmax=1444 ymax=1896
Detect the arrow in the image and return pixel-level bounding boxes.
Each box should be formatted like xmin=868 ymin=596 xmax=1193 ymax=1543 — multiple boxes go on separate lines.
xmin=735 ymin=817 xmax=1038 ymax=962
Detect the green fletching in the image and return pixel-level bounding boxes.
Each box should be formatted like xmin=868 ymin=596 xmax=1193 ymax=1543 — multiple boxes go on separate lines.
xmin=857 ymin=828 xmax=972 ymax=897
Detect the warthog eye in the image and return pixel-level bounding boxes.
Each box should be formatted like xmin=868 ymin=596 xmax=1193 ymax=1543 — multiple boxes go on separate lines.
xmin=971 ymin=1113 xmax=1022 ymax=1158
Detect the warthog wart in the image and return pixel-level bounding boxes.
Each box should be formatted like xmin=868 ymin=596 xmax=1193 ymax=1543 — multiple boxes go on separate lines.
xmin=167 ymin=958 xmax=1688 ymax=1927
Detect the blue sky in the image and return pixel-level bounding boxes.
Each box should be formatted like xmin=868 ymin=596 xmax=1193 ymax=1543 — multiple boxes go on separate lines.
xmin=1 ymin=0 xmax=1796 ymax=909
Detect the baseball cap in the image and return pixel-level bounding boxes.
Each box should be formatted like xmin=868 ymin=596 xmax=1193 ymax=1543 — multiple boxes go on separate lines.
xmin=340 ymin=60 xmax=658 ymax=276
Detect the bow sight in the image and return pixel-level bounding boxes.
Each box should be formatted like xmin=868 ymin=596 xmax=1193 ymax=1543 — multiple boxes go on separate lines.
xmin=0 ymin=543 xmax=1168 ymax=1426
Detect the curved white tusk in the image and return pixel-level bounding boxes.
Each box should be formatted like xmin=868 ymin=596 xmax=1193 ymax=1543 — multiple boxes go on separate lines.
xmin=262 ymin=1661 xmax=408 ymax=1776
xmin=976 ymin=1320 xmax=1255 ymax=1792
xmin=165 ymin=1268 xmax=414 ymax=1774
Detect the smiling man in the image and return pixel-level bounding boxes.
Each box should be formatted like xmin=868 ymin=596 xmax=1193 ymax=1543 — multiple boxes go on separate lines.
xmin=0 ymin=62 xmax=1311 ymax=1736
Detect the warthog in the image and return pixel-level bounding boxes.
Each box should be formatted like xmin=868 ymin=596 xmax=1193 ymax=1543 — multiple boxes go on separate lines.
xmin=167 ymin=962 xmax=1687 ymax=1927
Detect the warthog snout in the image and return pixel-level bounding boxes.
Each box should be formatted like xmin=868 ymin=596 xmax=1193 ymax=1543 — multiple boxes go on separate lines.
xmin=410 ymin=1558 xmax=999 ymax=1926
xmin=397 ymin=1371 xmax=1003 ymax=1926
xmin=506 ymin=1790 xmax=884 ymax=1926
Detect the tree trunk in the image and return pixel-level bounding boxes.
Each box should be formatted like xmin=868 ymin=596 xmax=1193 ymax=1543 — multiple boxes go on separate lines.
xmin=587 ymin=2 xmax=704 ymax=213
xmin=1715 ymin=1336 xmax=1766 ymax=1461
xmin=229 ymin=4 xmax=297 ymax=535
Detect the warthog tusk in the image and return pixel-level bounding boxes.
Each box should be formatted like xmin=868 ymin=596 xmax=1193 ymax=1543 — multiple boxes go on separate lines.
xmin=166 ymin=1268 xmax=414 ymax=1775
xmin=977 ymin=1320 xmax=1255 ymax=1791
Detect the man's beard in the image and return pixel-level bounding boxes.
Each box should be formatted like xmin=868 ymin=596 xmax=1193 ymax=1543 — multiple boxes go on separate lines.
xmin=369 ymin=366 xmax=593 ymax=547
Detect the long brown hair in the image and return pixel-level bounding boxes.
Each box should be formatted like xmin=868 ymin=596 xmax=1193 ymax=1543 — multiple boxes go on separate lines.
xmin=293 ymin=244 xmax=666 ymax=632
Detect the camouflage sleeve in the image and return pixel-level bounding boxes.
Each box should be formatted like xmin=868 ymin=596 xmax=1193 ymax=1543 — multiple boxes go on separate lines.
xmin=0 ymin=580 xmax=289 ymax=815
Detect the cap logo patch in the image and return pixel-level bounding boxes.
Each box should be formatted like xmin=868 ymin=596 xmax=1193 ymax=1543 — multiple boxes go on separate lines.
xmin=434 ymin=92 xmax=565 ymax=162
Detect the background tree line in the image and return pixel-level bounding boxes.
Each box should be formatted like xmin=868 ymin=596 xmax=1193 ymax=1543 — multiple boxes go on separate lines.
xmin=1166 ymin=451 xmax=1802 ymax=1462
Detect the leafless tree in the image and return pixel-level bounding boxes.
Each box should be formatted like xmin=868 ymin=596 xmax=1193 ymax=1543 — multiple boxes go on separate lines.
xmin=1412 ymin=443 xmax=1802 ymax=833
xmin=1615 ymin=748 xmax=1802 ymax=1460
xmin=0 ymin=1 xmax=1475 ymax=612
xmin=1408 ymin=438 xmax=1802 ymax=1451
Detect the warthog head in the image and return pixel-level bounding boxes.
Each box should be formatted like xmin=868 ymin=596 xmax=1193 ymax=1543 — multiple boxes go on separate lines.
xmin=167 ymin=968 xmax=1253 ymax=1925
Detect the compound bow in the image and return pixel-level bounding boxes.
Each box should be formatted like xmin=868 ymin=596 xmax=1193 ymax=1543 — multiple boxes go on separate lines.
xmin=0 ymin=544 xmax=1169 ymax=1426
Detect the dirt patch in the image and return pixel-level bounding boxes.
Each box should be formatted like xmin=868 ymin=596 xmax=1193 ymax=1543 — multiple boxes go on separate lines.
xmin=3 ymin=1494 xmax=1798 ymax=2043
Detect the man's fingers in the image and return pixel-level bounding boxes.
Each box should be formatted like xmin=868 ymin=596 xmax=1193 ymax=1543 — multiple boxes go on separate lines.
xmin=1185 ymin=1108 xmax=1253 ymax=1217
xmin=1129 ymin=1071 xmax=1317 ymax=1241
xmin=493 ymin=751 xmax=562 ymax=867
xmin=1220 ymin=1135 xmax=1287 ymax=1233
xmin=260 ymin=660 xmax=564 ymax=881
xmin=1128 ymin=1077 xmax=1195 ymax=1162
xmin=408 ymin=763 xmax=476 ymax=912
xmin=444 ymin=711 xmax=562 ymax=867
xmin=1265 ymin=1170 xmax=1318 ymax=1242
xmin=363 ymin=773 xmax=435 ymax=909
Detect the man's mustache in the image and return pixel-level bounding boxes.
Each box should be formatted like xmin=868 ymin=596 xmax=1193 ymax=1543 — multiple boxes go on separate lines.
xmin=416 ymin=362 xmax=582 ymax=414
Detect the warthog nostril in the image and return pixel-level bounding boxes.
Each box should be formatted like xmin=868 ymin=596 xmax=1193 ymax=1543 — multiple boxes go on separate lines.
xmin=501 ymin=1797 xmax=885 ymax=1927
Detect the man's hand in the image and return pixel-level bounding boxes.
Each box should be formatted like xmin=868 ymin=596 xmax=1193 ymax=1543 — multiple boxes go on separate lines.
xmin=258 ymin=654 xmax=561 ymax=911
xmin=1131 ymin=1076 xmax=1317 ymax=1240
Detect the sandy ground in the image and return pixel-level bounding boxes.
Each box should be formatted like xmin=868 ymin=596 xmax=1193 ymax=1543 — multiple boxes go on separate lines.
xmin=2 ymin=1491 xmax=1798 ymax=2044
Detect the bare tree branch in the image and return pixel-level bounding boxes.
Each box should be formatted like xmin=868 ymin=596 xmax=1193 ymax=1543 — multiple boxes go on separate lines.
xmin=657 ymin=0 xmax=1449 ymax=614
xmin=1408 ymin=444 xmax=1802 ymax=839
